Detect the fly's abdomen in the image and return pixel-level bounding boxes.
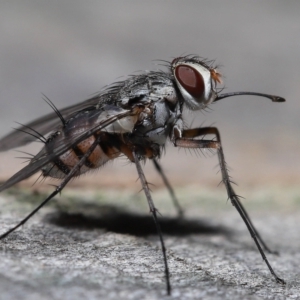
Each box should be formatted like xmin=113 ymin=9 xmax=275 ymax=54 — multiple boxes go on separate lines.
xmin=40 ymin=109 xmax=128 ymax=179
xmin=42 ymin=132 xmax=122 ymax=179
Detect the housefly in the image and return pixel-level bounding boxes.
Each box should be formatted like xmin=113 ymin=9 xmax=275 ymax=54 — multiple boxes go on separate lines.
xmin=0 ymin=55 xmax=286 ymax=295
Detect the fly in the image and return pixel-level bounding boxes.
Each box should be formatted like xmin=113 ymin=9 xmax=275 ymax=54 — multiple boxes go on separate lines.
xmin=0 ymin=55 xmax=286 ymax=295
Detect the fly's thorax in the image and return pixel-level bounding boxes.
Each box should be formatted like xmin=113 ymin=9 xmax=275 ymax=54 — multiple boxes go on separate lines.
xmin=132 ymin=100 xmax=178 ymax=146
xmin=149 ymin=85 xmax=178 ymax=107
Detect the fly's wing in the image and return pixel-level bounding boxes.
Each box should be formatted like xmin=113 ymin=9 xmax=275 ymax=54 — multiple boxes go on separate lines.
xmin=0 ymin=71 xmax=168 ymax=152
xmin=0 ymin=96 xmax=100 ymax=152
xmin=0 ymin=105 xmax=137 ymax=192
xmin=0 ymin=83 xmax=124 ymax=152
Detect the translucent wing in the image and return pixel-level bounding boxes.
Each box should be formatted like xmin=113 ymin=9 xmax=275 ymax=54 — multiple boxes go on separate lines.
xmin=0 ymin=83 xmax=125 ymax=152
xmin=0 ymin=105 xmax=135 ymax=192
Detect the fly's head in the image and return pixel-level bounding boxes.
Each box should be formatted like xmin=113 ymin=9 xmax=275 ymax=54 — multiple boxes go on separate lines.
xmin=171 ymin=56 xmax=222 ymax=110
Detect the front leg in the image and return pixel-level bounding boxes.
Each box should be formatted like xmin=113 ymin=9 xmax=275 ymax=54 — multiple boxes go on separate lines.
xmin=174 ymin=126 xmax=285 ymax=284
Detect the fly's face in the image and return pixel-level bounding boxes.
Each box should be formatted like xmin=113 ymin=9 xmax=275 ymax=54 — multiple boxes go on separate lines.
xmin=171 ymin=57 xmax=222 ymax=110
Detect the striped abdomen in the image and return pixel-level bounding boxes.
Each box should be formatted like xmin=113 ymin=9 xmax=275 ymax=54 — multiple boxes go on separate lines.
xmin=40 ymin=107 xmax=134 ymax=179
xmin=40 ymin=107 xmax=158 ymax=179
xmin=42 ymin=131 xmax=124 ymax=179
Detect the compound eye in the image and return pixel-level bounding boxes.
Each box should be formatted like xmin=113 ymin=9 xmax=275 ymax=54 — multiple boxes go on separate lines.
xmin=175 ymin=65 xmax=205 ymax=98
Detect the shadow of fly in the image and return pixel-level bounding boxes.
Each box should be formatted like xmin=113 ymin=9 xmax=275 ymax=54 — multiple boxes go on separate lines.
xmin=0 ymin=55 xmax=286 ymax=295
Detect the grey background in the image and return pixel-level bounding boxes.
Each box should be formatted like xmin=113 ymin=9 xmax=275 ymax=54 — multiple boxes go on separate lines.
xmin=0 ymin=1 xmax=299 ymax=187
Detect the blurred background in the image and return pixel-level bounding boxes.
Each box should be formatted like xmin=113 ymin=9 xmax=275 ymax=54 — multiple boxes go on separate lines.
xmin=0 ymin=1 xmax=299 ymax=190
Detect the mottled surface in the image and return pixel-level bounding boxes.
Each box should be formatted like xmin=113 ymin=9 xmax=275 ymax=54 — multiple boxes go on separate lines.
xmin=0 ymin=186 xmax=299 ymax=300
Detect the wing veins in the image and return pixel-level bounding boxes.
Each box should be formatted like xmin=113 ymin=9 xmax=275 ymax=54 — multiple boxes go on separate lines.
xmin=0 ymin=108 xmax=134 ymax=192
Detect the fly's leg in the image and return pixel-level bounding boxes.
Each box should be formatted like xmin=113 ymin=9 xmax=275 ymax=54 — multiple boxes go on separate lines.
xmin=152 ymin=158 xmax=184 ymax=218
xmin=181 ymin=127 xmax=278 ymax=255
xmin=233 ymin=192 xmax=278 ymax=255
xmin=0 ymin=135 xmax=102 ymax=240
xmin=174 ymin=127 xmax=285 ymax=284
xmin=134 ymin=153 xmax=171 ymax=295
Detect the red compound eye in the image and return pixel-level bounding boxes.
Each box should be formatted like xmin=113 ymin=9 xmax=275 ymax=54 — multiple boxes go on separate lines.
xmin=175 ymin=65 xmax=205 ymax=98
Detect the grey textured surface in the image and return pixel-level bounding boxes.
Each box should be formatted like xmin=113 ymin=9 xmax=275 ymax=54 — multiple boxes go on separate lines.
xmin=0 ymin=187 xmax=299 ymax=299
xmin=0 ymin=1 xmax=300 ymax=187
